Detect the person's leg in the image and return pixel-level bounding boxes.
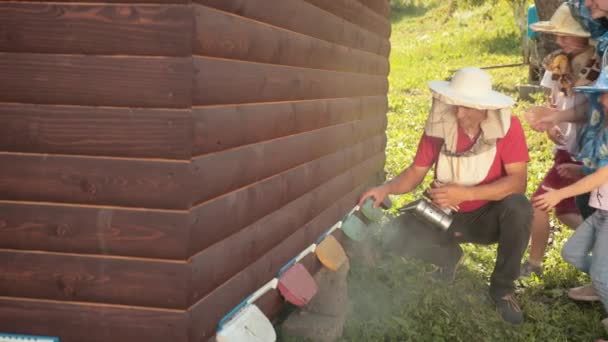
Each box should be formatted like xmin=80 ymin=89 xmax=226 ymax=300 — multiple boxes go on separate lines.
xmin=487 ymin=194 xmax=533 ymax=299
xmin=561 ymin=213 xmax=602 ymax=301
xmin=527 ymin=207 xmax=551 ymax=266
xmin=522 ymin=168 xmax=556 ymax=275
xmin=557 ymin=212 xmax=584 ymax=229
xmin=589 ymin=211 xmax=608 ymax=314
xmin=562 ymin=215 xmax=595 ymax=274
xmin=450 ymin=194 xmax=532 ymax=324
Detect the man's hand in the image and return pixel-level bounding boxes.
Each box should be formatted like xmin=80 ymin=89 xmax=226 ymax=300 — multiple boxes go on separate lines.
xmin=557 ymin=163 xmax=584 ymax=180
xmin=532 ymin=185 xmax=564 ymax=211
xmin=427 ymin=183 xmax=470 ymax=209
xmin=358 ymin=184 xmax=391 ymax=208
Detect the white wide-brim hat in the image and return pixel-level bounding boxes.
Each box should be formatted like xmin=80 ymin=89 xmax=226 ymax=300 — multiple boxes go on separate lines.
xmin=530 ymin=3 xmax=590 ymax=38
xmin=428 ymin=67 xmax=514 ymax=110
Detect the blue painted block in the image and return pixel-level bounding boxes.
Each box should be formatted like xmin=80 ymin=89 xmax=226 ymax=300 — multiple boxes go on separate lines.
xmin=0 ymin=333 xmax=59 ymax=342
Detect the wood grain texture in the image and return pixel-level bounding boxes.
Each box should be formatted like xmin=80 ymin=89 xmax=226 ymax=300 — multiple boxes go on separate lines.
xmin=0 ymin=3 xmax=192 ymax=56
xmin=189 ymin=139 xmax=385 ymax=303
xmin=0 ymin=249 xmax=189 ymax=308
xmin=194 ymin=5 xmax=388 ymax=75
xmin=194 ymin=0 xmax=390 ymax=56
xmin=0 ymin=153 xmax=190 ymax=209
xmin=302 ymin=0 xmax=390 ymax=38
xmin=193 ymin=96 xmax=387 ymax=155
xmin=188 ymin=171 xmax=383 ymax=341
xmin=0 ymin=297 xmax=188 ymax=342
xmin=0 ymin=201 xmax=190 ymax=259
xmin=0 ymin=53 xmax=192 ymax=108
xmin=194 ymin=57 xmax=388 ymax=105
xmin=0 ymin=103 xmax=192 ymax=159
xmin=190 ymin=114 xmax=386 ymax=205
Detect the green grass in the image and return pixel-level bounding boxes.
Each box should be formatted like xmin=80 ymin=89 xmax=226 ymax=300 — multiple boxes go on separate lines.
xmin=339 ymin=1 xmax=606 ymax=341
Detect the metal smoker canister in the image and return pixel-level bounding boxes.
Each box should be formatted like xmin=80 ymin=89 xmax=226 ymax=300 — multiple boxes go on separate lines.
xmin=404 ymin=199 xmax=453 ymax=231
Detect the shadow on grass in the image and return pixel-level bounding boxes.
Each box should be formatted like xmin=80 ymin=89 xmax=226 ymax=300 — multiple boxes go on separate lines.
xmin=390 ymin=1 xmax=438 ymax=24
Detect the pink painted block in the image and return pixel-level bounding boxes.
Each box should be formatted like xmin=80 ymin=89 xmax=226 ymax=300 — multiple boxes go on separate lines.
xmin=278 ymin=263 xmax=318 ymax=307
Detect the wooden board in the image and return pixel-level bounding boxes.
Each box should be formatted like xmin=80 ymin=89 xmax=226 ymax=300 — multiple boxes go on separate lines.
xmin=188 ymin=175 xmax=382 ymax=341
xmin=189 ymin=143 xmax=384 ymax=302
xmin=0 ymin=3 xmax=192 ymax=56
xmin=0 ymin=201 xmax=190 ymax=259
xmin=0 ymin=153 xmax=190 ymax=209
xmin=0 ymin=53 xmax=192 ymax=108
xmin=190 ymin=114 xmax=386 ymax=205
xmin=195 ymin=0 xmax=390 ymax=56
xmin=0 ymin=103 xmax=192 ymax=159
xmin=193 ymin=96 xmax=387 ymax=155
xmin=194 ymin=5 xmax=388 ymax=75
xmin=194 ymin=57 xmax=388 ymax=105
xmin=0 ymin=249 xmax=189 ymax=309
xmin=302 ymin=0 xmax=390 ymax=38
xmin=0 ymin=296 xmax=188 ymax=342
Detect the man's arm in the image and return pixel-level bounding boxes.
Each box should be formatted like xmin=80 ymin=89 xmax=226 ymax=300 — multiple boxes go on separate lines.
xmin=427 ymin=162 xmax=527 ymax=208
xmin=359 ymin=163 xmax=431 ymax=207
xmin=467 ymin=161 xmax=527 ymax=200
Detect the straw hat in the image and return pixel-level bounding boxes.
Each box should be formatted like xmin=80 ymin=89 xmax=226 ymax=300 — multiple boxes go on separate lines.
xmin=530 ymin=3 xmax=590 ymax=38
xmin=428 ymin=67 xmax=514 ymax=110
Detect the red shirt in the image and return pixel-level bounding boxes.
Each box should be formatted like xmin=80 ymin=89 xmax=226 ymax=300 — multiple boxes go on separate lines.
xmin=413 ymin=116 xmax=530 ymax=212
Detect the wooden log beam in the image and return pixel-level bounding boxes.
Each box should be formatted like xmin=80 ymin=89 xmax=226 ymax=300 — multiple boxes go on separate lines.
xmin=0 ymin=53 xmax=192 ymax=108
xmin=0 ymin=296 xmax=188 ymax=342
xmin=0 ymin=249 xmax=189 ymax=308
xmin=0 ymin=3 xmax=192 ymax=56
xmin=194 ymin=56 xmax=388 ymax=106
xmin=195 ymin=0 xmax=390 ymax=56
xmin=190 ymin=114 xmax=386 ymax=205
xmin=194 ymin=5 xmax=388 ymax=75
xmin=0 ymin=153 xmax=190 ymax=209
xmin=0 ymin=201 xmax=190 ymax=259
xmin=0 ymin=103 xmax=192 ymax=159
xmin=193 ymin=96 xmax=387 ymax=155
xmin=302 ymin=0 xmax=390 ymax=38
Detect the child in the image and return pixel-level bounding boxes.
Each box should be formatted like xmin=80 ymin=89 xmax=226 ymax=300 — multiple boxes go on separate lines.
xmin=522 ymin=3 xmax=598 ymax=277
xmin=533 ymin=66 xmax=608 ymax=331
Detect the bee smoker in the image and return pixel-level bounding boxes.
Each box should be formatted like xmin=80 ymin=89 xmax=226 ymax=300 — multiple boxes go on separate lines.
xmin=399 ymin=197 xmax=453 ymax=231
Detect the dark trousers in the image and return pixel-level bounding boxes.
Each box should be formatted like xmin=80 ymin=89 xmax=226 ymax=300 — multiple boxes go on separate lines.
xmin=384 ymin=194 xmax=532 ymax=299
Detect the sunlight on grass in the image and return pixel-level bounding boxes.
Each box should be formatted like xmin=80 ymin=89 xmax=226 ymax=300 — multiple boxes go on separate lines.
xmin=339 ymin=0 xmax=607 ymax=340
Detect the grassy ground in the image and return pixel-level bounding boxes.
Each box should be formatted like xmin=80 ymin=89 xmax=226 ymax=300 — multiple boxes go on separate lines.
xmin=339 ymin=1 xmax=606 ymax=341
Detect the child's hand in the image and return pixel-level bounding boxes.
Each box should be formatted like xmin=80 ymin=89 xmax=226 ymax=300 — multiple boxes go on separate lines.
xmin=532 ymin=186 xmax=563 ymax=211
xmin=547 ymin=125 xmax=565 ymax=145
xmin=557 ymin=163 xmax=584 ymax=180
xmin=524 ymin=106 xmax=558 ymax=132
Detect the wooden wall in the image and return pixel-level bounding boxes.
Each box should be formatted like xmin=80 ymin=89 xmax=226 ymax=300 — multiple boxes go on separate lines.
xmin=0 ymin=0 xmax=390 ymax=341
